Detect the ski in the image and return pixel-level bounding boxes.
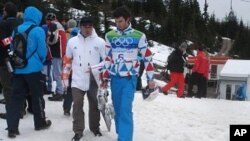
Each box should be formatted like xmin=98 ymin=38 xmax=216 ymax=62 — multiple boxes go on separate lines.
xmin=142 ymin=85 xmax=160 ymax=101
xmin=97 ymin=88 xmax=114 ymax=131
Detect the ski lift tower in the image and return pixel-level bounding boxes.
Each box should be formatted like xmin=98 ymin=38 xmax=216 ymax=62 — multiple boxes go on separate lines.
xmin=228 ymin=0 xmax=236 ymax=20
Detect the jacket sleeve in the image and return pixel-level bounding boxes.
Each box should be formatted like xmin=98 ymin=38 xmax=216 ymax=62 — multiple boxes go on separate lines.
xmin=102 ymin=35 xmax=112 ymax=80
xmin=138 ymin=34 xmax=154 ymax=80
xmin=62 ymin=40 xmax=72 ymax=80
xmin=99 ymin=38 xmax=106 ymax=62
xmin=59 ymin=29 xmax=67 ymax=57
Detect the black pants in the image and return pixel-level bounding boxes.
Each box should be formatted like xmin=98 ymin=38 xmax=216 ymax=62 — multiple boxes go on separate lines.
xmin=136 ymin=60 xmax=145 ymax=91
xmin=187 ymin=72 xmax=197 ymax=97
xmin=187 ymin=72 xmax=207 ymax=98
xmin=0 ymin=82 xmax=2 ymax=93
xmin=0 ymin=67 xmax=12 ymax=110
xmin=197 ymin=74 xmax=207 ymax=98
xmin=7 ymin=72 xmax=47 ymax=131
xmin=24 ymin=94 xmax=33 ymax=113
xmin=63 ymin=74 xmax=72 ymax=112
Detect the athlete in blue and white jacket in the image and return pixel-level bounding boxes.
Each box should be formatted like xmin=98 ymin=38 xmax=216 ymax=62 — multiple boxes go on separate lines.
xmin=102 ymin=6 xmax=156 ymax=141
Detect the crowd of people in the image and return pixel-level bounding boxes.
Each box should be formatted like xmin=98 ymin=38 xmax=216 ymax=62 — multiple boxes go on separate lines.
xmin=0 ymin=2 xmax=210 ymax=141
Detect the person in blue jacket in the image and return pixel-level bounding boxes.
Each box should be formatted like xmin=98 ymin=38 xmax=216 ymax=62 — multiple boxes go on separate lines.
xmin=6 ymin=6 xmax=51 ymax=138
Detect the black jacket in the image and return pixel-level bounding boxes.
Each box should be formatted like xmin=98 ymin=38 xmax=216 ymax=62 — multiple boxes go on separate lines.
xmin=0 ymin=17 xmax=19 ymax=67
xmin=167 ymin=48 xmax=187 ymax=73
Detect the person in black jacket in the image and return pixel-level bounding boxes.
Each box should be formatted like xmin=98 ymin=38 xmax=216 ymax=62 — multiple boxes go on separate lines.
xmin=0 ymin=2 xmax=19 ymax=119
xmin=161 ymin=42 xmax=188 ymax=98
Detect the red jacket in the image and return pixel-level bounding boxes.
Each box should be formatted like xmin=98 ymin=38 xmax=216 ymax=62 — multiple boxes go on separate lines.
xmin=47 ymin=21 xmax=67 ymax=58
xmin=192 ymin=51 xmax=209 ymax=79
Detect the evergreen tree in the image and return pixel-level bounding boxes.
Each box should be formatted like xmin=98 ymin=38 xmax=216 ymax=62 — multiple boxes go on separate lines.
xmin=54 ymin=0 xmax=70 ymax=21
xmin=202 ymin=0 xmax=209 ymax=24
xmin=71 ymin=0 xmax=83 ymax=9
xmin=143 ymin=0 xmax=153 ymax=14
xmin=11 ymin=0 xmax=250 ymax=58
xmin=230 ymin=20 xmax=250 ymax=59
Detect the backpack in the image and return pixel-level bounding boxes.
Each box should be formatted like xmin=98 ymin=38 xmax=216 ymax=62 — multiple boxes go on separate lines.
xmin=10 ymin=25 xmax=36 ymax=68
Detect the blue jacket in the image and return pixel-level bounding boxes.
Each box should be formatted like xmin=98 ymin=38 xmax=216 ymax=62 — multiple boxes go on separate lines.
xmin=14 ymin=6 xmax=47 ymax=74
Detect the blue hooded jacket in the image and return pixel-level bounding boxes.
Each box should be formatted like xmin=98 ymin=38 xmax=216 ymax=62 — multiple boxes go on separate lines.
xmin=14 ymin=6 xmax=47 ymax=74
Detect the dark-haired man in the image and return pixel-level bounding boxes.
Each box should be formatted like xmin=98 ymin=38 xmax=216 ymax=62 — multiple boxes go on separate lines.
xmin=102 ymin=6 xmax=156 ymax=141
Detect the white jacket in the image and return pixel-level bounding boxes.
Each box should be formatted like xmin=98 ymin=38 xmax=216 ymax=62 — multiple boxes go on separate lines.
xmin=65 ymin=30 xmax=105 ymax=91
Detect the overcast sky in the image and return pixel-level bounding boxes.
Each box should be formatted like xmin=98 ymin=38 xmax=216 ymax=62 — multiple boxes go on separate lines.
xmin=197 ymin=0 xmax=250 ymax=25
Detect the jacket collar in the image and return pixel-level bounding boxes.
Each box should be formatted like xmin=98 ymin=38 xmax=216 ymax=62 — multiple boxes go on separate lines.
xmin=116 ymin=23 xmax=133 ymax=35
xmin=78 ymin=28 xmax=97 ymax=39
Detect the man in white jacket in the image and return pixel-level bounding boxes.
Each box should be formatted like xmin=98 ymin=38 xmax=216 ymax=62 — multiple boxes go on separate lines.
xmin=62 ymin=16 xmax=105 ymax=141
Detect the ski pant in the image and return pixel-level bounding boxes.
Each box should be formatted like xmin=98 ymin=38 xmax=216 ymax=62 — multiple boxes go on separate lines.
xmin=7 ymin=72 xmax=47 ymax=131
xmin=0 ymin=67 xmax=12 ymax=111
xmin=196 ymin=73 xmax=207 ymax=98
xmin=162 ymin=72 xmax=185 ymax=97
xmin=63 ymin=74 xmax=72 ymax=112
xmin=187 ymin=72 xmax=198 ymax=97
xmin=111 ymin=75 xmax=137 ymax=141
xmin=46 ymin=60 xmax=53 ymax=92
xmin=24 ymin=94 xmax=33 ymax=113
xmin=52 ymin=58 xmax=64 ymax=95
xmin=72 ymin=75 xmax=100 ymax=135
xmin=188 ymin=72 xmax=207 ymax=98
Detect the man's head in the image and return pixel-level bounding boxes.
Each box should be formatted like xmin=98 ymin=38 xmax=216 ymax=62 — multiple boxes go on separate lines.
xmin=46 ymin=12 xmax=56 ymax=24
xmin=3 ymin=2 xmax=17 ymax=18
xmin=179 ymin=41 xmax=187 ymax=52
xmin=193 ymin=42 xmax=204 ymax=51
xmin=113 ymin=6 xmax=131 ymax=31
xmin=67 ymin=19 xmax=77 ymax=29
xmin=80 ymin=16 xmax=93 ymax=37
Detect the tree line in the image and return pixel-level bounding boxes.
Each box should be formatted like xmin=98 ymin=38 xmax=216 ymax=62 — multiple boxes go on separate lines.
xmin=3 ymin=0 xmax=250 ymax=59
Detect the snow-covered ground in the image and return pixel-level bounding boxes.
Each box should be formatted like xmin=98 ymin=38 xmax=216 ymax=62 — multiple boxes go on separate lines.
xmin=1 ymin=92 xmax=250 ymax=141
